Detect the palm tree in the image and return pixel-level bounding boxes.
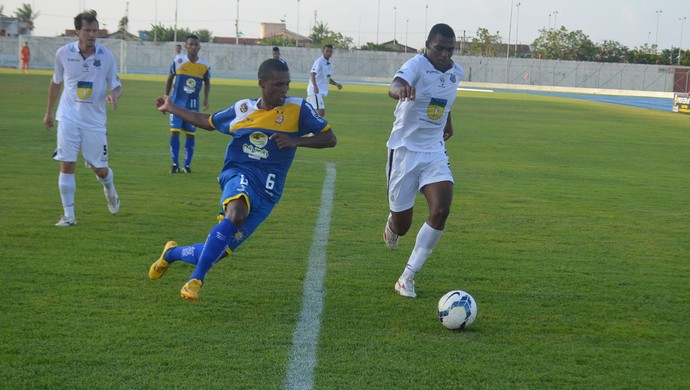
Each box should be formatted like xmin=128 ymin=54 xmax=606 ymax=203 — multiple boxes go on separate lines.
xmin=309 ymin=22 xmax=331 ymax=46
xmin=14 ymin=3 xmax=39 ymax=33
xmin=118 ymin=16 xmax=129 ymax=33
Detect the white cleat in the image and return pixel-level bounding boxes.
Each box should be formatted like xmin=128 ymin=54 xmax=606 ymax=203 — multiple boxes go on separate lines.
xmin=395 ymin=277 xmax=416 ymax=298
xmin=55 ymin=216 xmax=76 ymax=227
xmin=104 ymin=188 xmax=120 ymax=215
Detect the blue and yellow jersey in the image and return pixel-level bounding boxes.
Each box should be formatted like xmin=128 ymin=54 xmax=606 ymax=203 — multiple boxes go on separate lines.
xmin=209 ymin=97 xmax=331 ymax=202
xmin=170 ymin=55 xmax=211 ymax=111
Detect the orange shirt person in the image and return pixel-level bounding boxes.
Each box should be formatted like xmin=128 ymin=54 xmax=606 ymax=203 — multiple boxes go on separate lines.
xmin=20 ymin=42 xmax=30 ymax=73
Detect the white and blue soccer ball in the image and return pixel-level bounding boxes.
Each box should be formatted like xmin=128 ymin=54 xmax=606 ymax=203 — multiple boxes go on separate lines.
xmin=437 ymin=290 xmax=477 ymax=330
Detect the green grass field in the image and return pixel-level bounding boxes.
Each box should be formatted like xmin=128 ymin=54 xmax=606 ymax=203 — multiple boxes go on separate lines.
xmin=0 ymin=69 xmax=688 ymax=389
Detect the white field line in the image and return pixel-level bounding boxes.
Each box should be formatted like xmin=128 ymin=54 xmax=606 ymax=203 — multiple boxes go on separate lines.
xmin=284 ymin=162 xmax=336 ymax=390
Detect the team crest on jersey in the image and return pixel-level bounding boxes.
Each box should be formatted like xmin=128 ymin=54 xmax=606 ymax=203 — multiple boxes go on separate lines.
xmin=93 ymin=59 xmax=101 ymax=67
xmin=427 ymin=97 xmax=448 ymax=120
xmin=77 ymin=81 xmax=93 ymax=100
xmin=275 ymin=108 xmax=285 ymax=124
xmin=450 ymin=74 xmax=456 ymax=83
xmin=184 ymin=78 xmax=197 ymax=94
xmin=239 ymin=102 xmax=248 ymax=113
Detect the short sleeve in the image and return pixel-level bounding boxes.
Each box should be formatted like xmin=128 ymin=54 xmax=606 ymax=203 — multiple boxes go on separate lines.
xmin=299 ymin=100 xmax=330 ymax=136
xmin=393 ymin=56 xmax=420 ymax=87
xmin=210 ymin=104 xmax=237 ymax=134
xmin=52 ymin=47 xmax=64 ymax=84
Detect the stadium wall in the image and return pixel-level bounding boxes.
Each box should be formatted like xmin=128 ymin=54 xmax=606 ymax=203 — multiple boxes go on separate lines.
xmin=1 ymin=36 xmax=687 ymax=97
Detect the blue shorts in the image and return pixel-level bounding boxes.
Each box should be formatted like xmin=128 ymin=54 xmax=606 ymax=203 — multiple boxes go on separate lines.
xmin=218 ymin=169 xmax=277 ymax=251
xmin=170 ymin=114 xmax=197 ymax=135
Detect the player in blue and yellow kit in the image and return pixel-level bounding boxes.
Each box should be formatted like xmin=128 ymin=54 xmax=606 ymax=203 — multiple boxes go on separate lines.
xmin=165 ymin=34 xmax=211 ymax=173
xmin=149 ymin=59 xmax=337 ymax=302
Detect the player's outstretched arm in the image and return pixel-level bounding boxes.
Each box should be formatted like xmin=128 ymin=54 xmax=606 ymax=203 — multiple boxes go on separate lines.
xmin=389 ymin=77 xmax=415 ymax=101
xmin=270 ymin=129 xmax=336 ymax=149
xmin=155 ymin=95 xmax=213 ymax=131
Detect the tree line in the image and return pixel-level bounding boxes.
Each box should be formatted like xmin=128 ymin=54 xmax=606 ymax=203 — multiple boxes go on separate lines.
xmin=467 ymin=26 xmax=688 ymax=66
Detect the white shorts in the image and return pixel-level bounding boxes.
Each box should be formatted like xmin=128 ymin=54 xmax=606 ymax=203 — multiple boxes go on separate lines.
xmin=386 ymin=147 xmax=454 ymax=212
xmin=53 ymin=120 xmax=110 ymax=168
xmin=307 ymin=94 xmax=326 ymax=111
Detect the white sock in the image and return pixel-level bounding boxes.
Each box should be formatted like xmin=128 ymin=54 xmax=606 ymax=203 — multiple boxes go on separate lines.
xmin=97 ymin=168 xmax=117 ymax=197
xmin=401 ymin=222 xmax=444 ymax=280
xmin=58 ymin=172 xmax=76 ymax=219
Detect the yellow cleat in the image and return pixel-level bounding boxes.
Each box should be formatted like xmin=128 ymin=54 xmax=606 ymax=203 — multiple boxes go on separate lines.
xmin=180 ymin=279 xmax=203 ymax=302
xmin=148 ymin=241 xmax=177 ymax=280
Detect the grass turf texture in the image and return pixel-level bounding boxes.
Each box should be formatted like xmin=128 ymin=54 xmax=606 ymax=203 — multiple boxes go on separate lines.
xmin=0 ymin=69 xmax=688 ymax=389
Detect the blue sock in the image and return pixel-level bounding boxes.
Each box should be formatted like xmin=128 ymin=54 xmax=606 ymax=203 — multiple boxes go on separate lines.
xmin=170 ymin=135 xmax=180 ymax=167
xmin=190 ymin=219 xmax=238 ymax=281
xmin=164 ymin=243 xmax=204 ymax=265
xmin=184 ymin=136 xmax=195 ymax=168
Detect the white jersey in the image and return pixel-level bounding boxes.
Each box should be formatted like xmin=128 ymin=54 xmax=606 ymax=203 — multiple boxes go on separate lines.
xmin=387 ymin=54 xmax=464 ymax=152
xmin=52 ymin=42 xmax=121 ymax=130
xmin=307 ymin=56 xmax=332 ymax=96
xmin=173 ymin=52 xmax=185 ymax=66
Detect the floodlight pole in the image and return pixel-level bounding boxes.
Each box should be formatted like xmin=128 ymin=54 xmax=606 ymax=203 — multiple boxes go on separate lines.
xmin=679 ymin=17 xmax=687 ymax=65
xmin=655 ymin=10 xmax=662 ymax=53
xmin=393 ymin=6 xmax=397 ymax=48
xmin=425 ymin=3 xmax=428 ymax=39
xmin=548 ymin=12 xmax=551 ymax=30
xmin=514 ymin=2 xmax=521 ymax=56
xmin=235 ymin=0 xmax=240 ymax=45
xmin=173 ymin=0 xmax=178 ymax=43
xmin=405 ymin=18 xmax=409 ymax=53
xmin=505 ymin=0 xmax=514 ymax=83
xmin=296 ymin=0 xmax=300 ymax=46
xmin=376 ymin=0 xmax=380 ymax=44
xmin=154 ymin=0 xmax=158 ymax=42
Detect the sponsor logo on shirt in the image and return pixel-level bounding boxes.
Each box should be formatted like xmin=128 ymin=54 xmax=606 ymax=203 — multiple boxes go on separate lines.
xmin=249 ymin=131 xmax=268 ymax=148
xmin=244 ymin=132 xmax=269 ymax=160
xmin=184 ymin=78 xmax=197 ymax=94
xmin=77 ymin=81 xmax=93 ymax=100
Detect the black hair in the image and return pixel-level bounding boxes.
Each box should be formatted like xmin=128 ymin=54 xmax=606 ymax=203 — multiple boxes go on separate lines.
xmin=185 ymin=34 xmax=200 ymax=42
xmin=323 ymin=44 xmax=334 ymax=50
xmin=74 ymin=10 xmax=98 ymax=30
xmin=272 ymin=46 xmax=280 ymax=52
xmin=258 ymin=58 xmax=289 ymax=81
xmin=427 ymin=23 xmax=456 ymax=41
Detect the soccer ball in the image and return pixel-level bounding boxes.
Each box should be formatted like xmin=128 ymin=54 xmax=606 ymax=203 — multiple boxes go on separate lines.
xmin=437 ymin=290 xmax=477 ymax=330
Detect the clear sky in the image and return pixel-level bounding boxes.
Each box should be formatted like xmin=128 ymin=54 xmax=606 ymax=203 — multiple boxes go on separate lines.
xmin=3 ymin=0 xmax=688 ymax=52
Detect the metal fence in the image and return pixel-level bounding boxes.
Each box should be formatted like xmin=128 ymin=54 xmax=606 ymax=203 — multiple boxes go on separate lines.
xmin=1 ymin=36 xmax=688 ymax=93
xmin=462 ymin=56 xmax=686 ymax=93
